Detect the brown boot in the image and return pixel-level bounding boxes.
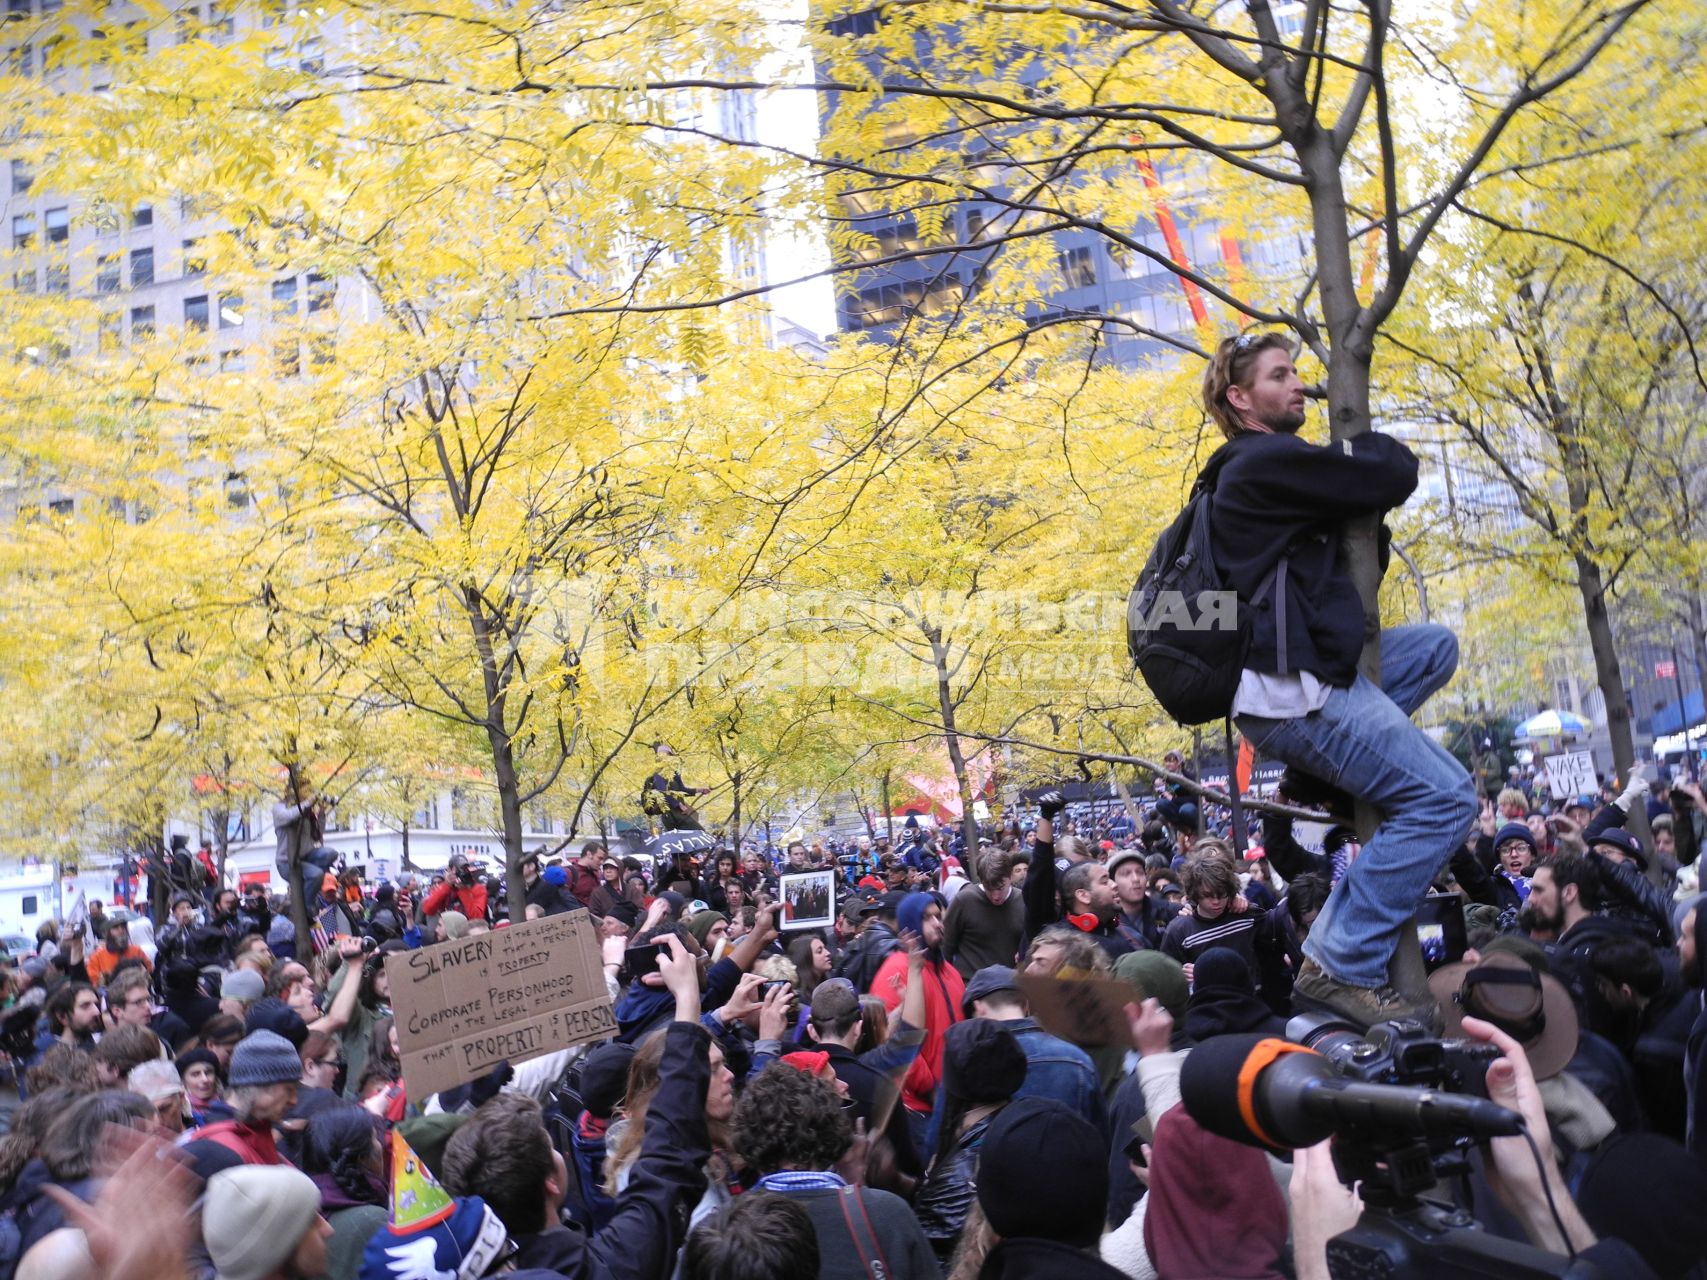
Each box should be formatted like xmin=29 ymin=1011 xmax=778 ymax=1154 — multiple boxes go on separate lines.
xmin=1292 ymin=958 xmax=1438 ymax=1030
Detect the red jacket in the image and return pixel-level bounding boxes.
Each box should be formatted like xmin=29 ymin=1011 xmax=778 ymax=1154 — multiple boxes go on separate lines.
xmin=872 ymin=952 xmax=964 ymax=1114
xmin=191 ymin=1119 xmax=281 ymax=1166
xmin=422 ymin=880 xmax=489 ymax=921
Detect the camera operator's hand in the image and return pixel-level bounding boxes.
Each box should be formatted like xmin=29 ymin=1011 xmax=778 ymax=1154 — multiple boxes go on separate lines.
xmin=720 ymin=973 xmax=767 ymax=1025
xmin=1289 ymin=1139 xmax=1363 ymax=1280
xmin=1461 ymin=1015 xmax=1597 ymax=1256
xmin=1125 ymin=996 xmax=1173 ymax=1058
xmin=756 ymin=982 xmax=792 ymax=1041
xmin=656 ymin=934 xmax=701 ymax=1023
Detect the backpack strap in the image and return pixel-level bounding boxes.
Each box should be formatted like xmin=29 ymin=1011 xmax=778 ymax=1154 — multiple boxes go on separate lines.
xmin=836 ymin=1184 xmax=893 ymax=1280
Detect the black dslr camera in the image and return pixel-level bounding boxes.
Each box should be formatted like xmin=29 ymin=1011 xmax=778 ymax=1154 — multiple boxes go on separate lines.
xmin=1288 ymin=1013 xmax=1499 ymax=1095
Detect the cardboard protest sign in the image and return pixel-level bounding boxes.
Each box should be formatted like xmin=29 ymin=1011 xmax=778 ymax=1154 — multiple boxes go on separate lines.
xmin=387 ymin=911 xmax=615 ymax=1100
xmin=1019 ymin=971 xmax=1135 ymax=1048
xmin=1545 ymin=750 xmax=1597 ymax=802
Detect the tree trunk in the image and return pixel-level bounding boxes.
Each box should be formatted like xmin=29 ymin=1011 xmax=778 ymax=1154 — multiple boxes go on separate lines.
xmin=490 ymin=724 xmax=527 ymax=924
xmin=924 ymin=623 xmax=979 ymax=850
xmin=731 ymin=769 xmax=743 ymax=843
xmin=882 ymin=770 xmax=894 ymax=842
xmin=1574 ymin=551 xmax=1651 ymax=845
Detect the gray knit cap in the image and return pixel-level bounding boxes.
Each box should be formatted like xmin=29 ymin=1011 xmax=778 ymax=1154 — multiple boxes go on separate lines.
xmin=228 ymin=1030 xmax=302 ymax=1088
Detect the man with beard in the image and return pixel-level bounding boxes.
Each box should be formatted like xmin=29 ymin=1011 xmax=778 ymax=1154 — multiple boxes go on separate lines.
xmin=1203 ymin=332 xmax=1474 ymax=1026
xmin=1059 ymin=860 xmax=1135 ymax=959
xmin=871 ymin=892 xmax=964 ymax=1153
xmin=31 ymin=981 xmax=102 ymax=1064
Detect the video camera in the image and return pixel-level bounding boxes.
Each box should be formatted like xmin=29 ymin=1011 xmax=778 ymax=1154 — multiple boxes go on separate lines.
xmin=1181 ymin=1023 xmax=1595 ymax=1279
xmin=453 ymin=862 xmax=483 ymax=888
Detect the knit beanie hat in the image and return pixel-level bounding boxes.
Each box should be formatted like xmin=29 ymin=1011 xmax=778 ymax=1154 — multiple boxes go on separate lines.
xmin=942 ymin=1019 xmax=1027 ymax=1105
xmin=175 ymin=1046 xmax=221 ymax=1078
xmin=221 ymin=969 xmax=265 ymax=1002
xmin=360 ymin=1196 xmax=510 ymax=1280
xmin=577 ymin=1043 xmax=636 ymax=1121
xmin=228 ymin=1029 xmax=303 ymax=1088
xmin=204 ymin=1164 xmax=323 ymax=1280
xmin=437 ymin=910 xmax=470 ymax=940
xmin=542 ymin=865 xmax=568 ymax=887
xmin=977 ymin=1096 xmax=1106 ymax=1249
xmin=1112 ymin=950 xmax=1189 ymax=1020
xmin=1493 ymin=822 xmax=1537 ymax=857
xmin=245 ymin=997 xmax=309 ymax=1049
xmin=895 ymin=891 xmax=933 ymax=940
xmin=685 ymin=910 xmax=728 ymax=951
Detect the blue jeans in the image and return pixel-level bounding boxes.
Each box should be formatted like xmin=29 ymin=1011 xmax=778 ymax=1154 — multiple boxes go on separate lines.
xmin=1236 ymin=625 xmax=1476 ymax=988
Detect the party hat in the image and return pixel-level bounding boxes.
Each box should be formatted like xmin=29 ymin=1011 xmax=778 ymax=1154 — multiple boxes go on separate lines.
xmin=390 ymin=1127 xmax=455 ymax=1230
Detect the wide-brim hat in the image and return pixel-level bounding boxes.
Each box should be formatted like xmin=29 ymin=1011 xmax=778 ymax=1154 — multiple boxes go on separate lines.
xmin=1427 ymin=951 xmax=1577 ymax=1080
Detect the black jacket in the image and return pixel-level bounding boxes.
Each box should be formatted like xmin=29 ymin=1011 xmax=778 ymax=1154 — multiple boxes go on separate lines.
xmin=914 ymin=1114 xmax=993 ymax=1261
xmin=512 ymin=1022 xmax=712 ymax=1280
xmin=1207 ymin=429 xmax=1418 ymax=688
xmin=837 ymin=921 xmax=900 ymax=994
xmin=525 ymin=878 xmax=582 ymax=918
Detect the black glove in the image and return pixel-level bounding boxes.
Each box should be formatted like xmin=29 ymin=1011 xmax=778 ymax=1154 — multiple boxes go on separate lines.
xmin=1037 ymin=791 xmax=1065 ymax=821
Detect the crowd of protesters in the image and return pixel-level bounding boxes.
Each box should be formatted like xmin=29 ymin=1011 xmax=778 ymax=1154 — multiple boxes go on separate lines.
xmin=0 ymin=753 xmax=1702 ymax=1280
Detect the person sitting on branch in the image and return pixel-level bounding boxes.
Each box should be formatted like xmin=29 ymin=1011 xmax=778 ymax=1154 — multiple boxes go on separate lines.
xmin=1201 ymin=331 xmax=1476 ymax=1027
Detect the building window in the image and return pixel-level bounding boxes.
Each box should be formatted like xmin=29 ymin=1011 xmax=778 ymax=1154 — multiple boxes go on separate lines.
xmin=42 ymin=261 xmax=67 ymax=294
xmin=99 ymin=310 xmax=122 ymax=352
xmin=12 ymin=269 xmax=35 ymax=293
xmin=20 ymin=896 xmax=36 ymax=916
xmin=298 ymin=34 xmax=324 ymax=74
xmin=44 ymin=207 xmax=67 ymax=244
xmin=306 ymin=272 xmax=331 ymax=312
xmin=207 ymin=2 xmax=234 ymax=41
xmin=218 ymin=348 xmax=245 ymax=371
xmin=273 ymin=339 xmax=300 ymax=376
xmin=271 ymin=276 xmax=297 ymax=316
xmin=6 ymin=1 xmax=32 ymax=22
xmin=1057 ymin=245 xmax=1097 ymax=289
xmin=7 ymin=42 xmax=32 ymax=78
xmin=183 ymin=294 xmax=209 ymax=330
xmin=130 ymin=246 xmax=153 ymax=288
xmin=182 ymin=237 xmax=204 ymax=277
xmin=828 ymin=8 xmax=881 ymax=36
xmin=224 ymin=471 xmax=249 ymax=507
xmin=217 ymin=292 xmax=243 ymax=328
xmin=47 ymin=498 xmax=72 ymax=518
xmin=95 ymin=252 xmax=121 ymax=294
xmin=11 ymin=214 xmax=34 ymax=250
xmin=130 ymin=304 xmax=155 ymax=339
xmin=131 ymin=205 xmax=152 ymax=228
xmin=9 ymin=160 xmax=30 ymax=194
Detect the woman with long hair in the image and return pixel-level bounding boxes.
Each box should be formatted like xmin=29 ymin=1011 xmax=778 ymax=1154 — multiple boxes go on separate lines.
xmin=784 ymin=933 xmax=833 ymax=1008
xmin=604 ymin=1028 xmax=737 ymax=1240
xmin=302 ymin=1104 xmax=389 ymax=1280
xmin=914 ymin=1022 xmax=1026 ymax=1264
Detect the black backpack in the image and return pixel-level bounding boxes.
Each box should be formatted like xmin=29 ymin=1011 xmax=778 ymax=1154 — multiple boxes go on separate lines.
xmin=1127 ymin=453 xmax=1288 ymax=725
